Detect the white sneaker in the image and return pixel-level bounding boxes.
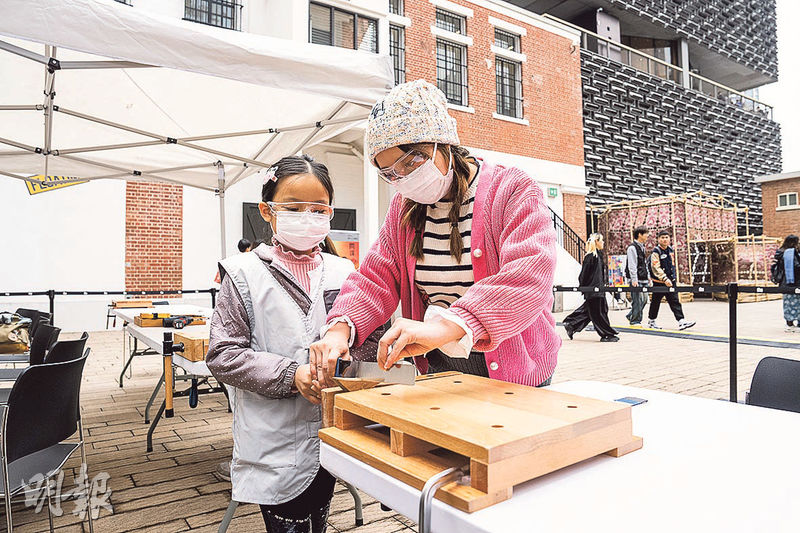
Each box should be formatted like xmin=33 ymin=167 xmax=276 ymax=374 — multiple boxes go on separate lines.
xmin=647 ymin=320 xmax=662 ymax=329
xmin=678 ymin=319 xmax=696 ymax=330
xmin=785 ymin=325 xmax=800 ymax=333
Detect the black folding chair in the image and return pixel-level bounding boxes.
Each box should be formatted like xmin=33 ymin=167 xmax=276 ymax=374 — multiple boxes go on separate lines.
xmin=0 ymin=350 xmax=94 ymax=532
xmin=0 ymin=332 xmax=86 ymax=383
xmin=746 ymin=356 xmax=800 ymax=414
xmin=0 ymin=320 xmax=60 ymax=365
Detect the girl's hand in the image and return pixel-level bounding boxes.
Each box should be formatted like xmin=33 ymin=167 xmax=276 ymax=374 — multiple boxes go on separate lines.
xmin=377 ymin=318 xmax=466 ymax=369
xmin=309 ymin=322 xmax=351 ymax=388
xmin=294 ymin=364 xmax=321 ymax=405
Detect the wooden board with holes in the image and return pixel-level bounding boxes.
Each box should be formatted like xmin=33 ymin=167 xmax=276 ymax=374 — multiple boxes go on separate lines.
xmin=319 ymin=372 xmax=642 ymax=513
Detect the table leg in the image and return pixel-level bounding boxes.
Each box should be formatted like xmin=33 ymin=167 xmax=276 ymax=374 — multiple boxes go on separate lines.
xmin=343 ymin=482 xmax=363 ymax=526
xmin=164 ymin=354 xmax=174 ymax=418
xmin=144 ymin=373 xmax=165 ymax=424
xmin=217 ymin=500 xmax=239 ymax=533
xmin=118 ymin=345 xmax=136 ymax=389
xmin=146 ymin=400 xmax=166 ymax=453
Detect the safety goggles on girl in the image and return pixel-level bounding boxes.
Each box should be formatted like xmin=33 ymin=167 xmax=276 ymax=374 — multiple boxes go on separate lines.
xmin=266 ymin=202 xmax=334 ymax=219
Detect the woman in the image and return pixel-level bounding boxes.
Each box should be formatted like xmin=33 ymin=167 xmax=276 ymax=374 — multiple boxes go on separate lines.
xmin=775 ymin=234 xmax=800 ymax=332
xmin=309 ymin=80 xmax=559 ymax=387
xmin=562 ymin=234 xmax=619 ymax=342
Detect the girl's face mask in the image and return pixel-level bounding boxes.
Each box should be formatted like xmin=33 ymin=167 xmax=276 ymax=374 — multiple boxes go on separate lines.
xmin=271 ymin=210 xmax=331 ymax=251
xmin=382 ymin=144 xmax=453 ymax=205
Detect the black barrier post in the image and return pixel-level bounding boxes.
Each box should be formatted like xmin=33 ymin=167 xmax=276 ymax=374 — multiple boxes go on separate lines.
xmin=728 ymin=283 xmax=738 ymax=403
xmin=210 ymin=287 xmax=217 ymax=308
xmin=47 ymin=289 xmax=55 ymax=324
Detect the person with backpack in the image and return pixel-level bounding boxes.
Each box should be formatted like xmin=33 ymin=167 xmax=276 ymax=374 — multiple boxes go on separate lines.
xmin=773 ymin=235 xmax=800 ymax=332
xmin=625 ymin=226 xmax=650 ymax=325
xmin=647 ymin=231 xmax=696 ymax=330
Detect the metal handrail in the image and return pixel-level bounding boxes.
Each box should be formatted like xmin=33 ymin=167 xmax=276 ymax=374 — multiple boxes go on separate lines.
xmin=550 ymin=207 xmax=585 ymax=263
xmin=543 ymin=14 xmax=773 ymax=119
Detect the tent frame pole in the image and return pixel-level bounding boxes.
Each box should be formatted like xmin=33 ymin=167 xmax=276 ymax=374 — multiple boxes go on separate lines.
xmin=217 ymin=163 xmax=227 ymax=259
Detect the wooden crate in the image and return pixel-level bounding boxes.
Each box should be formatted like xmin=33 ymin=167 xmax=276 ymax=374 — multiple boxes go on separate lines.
xmin=713 ymin=286 xmax=782 ymax=304
xmin=174 ymin=328 xmax=210 ymax=362
xmin=133 ymin=314 xmax=206 ymax=328
xmin=134 ymin=316 xmax=165 ymax=327
xmin=112 ymin=299 xmax=152 ymax=309
xmin=319 ymin=373 xmax=642 ymax=513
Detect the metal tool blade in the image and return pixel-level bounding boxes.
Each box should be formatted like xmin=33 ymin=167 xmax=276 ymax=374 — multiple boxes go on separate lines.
xmin=338 ymin=360 xmax=416 ymax=385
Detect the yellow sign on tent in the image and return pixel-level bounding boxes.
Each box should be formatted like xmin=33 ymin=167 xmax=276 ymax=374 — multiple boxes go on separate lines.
xmin=25 ymin=175 xmax=87 ymax=195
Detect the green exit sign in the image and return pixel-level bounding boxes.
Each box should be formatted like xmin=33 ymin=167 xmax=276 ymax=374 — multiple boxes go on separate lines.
xmin=548 ymin=187 xmax=558 ymax=198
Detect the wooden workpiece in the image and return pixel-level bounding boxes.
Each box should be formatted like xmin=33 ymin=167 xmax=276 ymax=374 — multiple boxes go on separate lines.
xmin=319 ymin=372 xmax=642 ymax=513
xmin=174 ymin=327 xmax=210 ymax=362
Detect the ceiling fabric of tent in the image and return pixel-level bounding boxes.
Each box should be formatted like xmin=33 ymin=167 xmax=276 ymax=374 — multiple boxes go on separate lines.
xmin=0 ymin=0 xmax=393 ymax=191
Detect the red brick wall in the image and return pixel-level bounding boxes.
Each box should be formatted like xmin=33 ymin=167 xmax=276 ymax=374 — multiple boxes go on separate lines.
xmin=563 ymin=192 xmax=587 ymax=239
xmin=761 ymin=179 xmax=800 ymax=238
xmin=125 ymin=182 xmax=183 ymax=292
xmin=403 ymin=0 xmax=584 ymax=167
xmin=403 ymin=0 xmax=585 ymax=235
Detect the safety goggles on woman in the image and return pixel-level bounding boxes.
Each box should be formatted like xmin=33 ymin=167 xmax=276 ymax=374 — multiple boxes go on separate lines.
xmin=376 ymin=144 xmax=438 ymax=183
xmin=266 ymin=202 xmax=334 ymax=219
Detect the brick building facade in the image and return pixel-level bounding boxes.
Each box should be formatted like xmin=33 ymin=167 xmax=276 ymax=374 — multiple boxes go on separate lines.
xmin=394 ymin=0 xmax=587 ymax=239
xmin=757 ymin=172 xmax=800 ymax=239
xmin=125 ymin=182 xmax=183 ymax=292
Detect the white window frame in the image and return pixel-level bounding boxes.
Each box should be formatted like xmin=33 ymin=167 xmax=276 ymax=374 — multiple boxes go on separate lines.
xmin=494 ymin=56 xmax=524 ymax=121
xmin=436 ymin=38 xmax=470 ymax=109
xmin=777 ymin=192 xmax=800 ymax=211
xmin=429 ymin=0 xmax=473 ymax=18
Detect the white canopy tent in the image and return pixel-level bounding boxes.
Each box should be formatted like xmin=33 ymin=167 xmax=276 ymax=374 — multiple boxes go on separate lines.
xmin=0 ymin=0 xmax=393 ymax=256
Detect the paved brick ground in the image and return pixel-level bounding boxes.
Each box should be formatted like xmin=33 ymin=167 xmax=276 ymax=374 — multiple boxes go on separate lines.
xmin=6 ymin=298 xmax=797 ymax=531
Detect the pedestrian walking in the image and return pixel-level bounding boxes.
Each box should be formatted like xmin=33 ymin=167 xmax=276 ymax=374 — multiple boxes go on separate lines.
xmin=647 ymin=231 xmax=696 ymax=330
xmin=625 ymin=226 xmax=650 ymax=325
xmin=773 ymin=234 xmax=800 ymax=332
xmin=563 ymin=234 xmax=619 ymax=342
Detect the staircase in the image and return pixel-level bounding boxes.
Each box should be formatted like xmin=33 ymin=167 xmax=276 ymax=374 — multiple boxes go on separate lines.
xmin=549 ymin=207 xmax=585 ymax=263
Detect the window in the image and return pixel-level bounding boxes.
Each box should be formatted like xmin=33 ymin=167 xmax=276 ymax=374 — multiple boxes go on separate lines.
xmin=184 ymin=0 xmax=242 ymax=31
xmin=778 ymin=193 xmax=799 ymax=209
xmin=309 ymin=2 xmax=378 ymax=53
xmin=494 ymin=28 xmax=520 ymax=52
xmin=389 ymin=0 xmax=404 ymax=16
xmin=436 ymin=40 xmax=468 ymax=106
xmin=435 ymin=9 xmax=466 ymax=35
xmin=496 ymin=58 xmax=522 ymax=118
xmin=389 ymin=25 xmax=406 ymax=86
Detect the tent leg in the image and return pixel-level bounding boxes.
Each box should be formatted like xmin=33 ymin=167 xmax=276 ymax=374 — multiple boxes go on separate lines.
xmin=218 ymin=163 xmax=227 ymax=259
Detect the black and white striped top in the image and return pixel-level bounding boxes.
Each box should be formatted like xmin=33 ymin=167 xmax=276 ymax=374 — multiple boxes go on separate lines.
xmin=415 ymin=173 xmax=479 ymax=309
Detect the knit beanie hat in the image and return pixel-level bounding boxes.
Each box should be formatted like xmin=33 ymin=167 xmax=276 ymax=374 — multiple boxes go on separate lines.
xmin=366 ymin=79 xmax=460 ymax=163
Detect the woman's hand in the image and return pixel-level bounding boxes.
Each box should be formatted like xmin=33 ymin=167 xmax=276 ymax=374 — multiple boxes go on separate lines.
xmin=309 ymin=322 xmax=351 ymax=388
xmin=377 ymin=317 xmax=466 ymax=369
xmin=294 ymin=364 xmax=321 ymax=405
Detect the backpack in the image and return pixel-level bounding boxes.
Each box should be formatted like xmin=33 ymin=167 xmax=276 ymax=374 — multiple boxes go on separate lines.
xmin=0 ymin=313 xmax=31 ymax=354
xmin=771 ymin=255 xmax=784 ymax=285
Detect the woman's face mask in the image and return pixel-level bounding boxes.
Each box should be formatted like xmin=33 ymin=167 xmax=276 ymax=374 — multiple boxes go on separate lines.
xmin=381 ymin=144 xmax=453 ymax=205
xmin=271 ymin=210 xmax=331 ymax=251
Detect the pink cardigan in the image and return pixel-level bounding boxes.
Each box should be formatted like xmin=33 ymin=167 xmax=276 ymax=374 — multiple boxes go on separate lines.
xmin=328 ymin=160 xmax=560 ymax=386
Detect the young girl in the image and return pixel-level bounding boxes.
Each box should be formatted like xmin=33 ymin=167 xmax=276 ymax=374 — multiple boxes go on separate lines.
xmin=207 ymin=155 xmax=357 ymax=533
